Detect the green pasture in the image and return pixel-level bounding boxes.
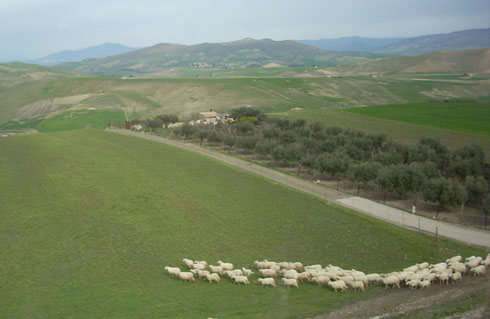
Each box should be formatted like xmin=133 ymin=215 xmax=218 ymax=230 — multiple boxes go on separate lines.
xmin=0 ymin=129 xmax=484 ymax=318
xmin=36 ymin=109 xmax=125 ymax=132
xmin=346 ymin=102 xmax=490 ymax=136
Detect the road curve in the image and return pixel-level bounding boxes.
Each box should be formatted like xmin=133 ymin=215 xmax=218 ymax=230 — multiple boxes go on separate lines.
xmin=109 ymin=129 xmax=490 ymax=248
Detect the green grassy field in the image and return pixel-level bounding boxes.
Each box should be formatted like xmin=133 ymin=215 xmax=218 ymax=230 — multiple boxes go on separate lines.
xmin=35 ymin=109 xmax=126 ymax=132
xmin=0 ymin=129 xmax=485 ymax=318
xmin=345 ymin=102 xmax=490 ymax=136
xmin=274 ymin=109 xmax=490 ymax=159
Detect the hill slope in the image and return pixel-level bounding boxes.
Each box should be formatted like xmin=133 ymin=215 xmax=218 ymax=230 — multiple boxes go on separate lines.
xmin=376 ymin=28 xmax=490 ymax=56
xmin=27 ymin=43 xmax=140 ymax=66
xmin=57 ymin=38 xmax=375 ymax=76
xmin=297 ymin=36 xmax=404 ymax=52
xmin=325 ymin=48 xmax=490 ymax=75
xmin=0 ymin=129 xmax=483 ymax=318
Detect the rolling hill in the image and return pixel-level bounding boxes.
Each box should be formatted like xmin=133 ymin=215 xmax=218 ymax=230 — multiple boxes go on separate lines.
xmin=374 ymin=28 xmax=490 ymax=56
xmin=324 ymin=48 xmax=490 ymax=75
xmin=297 ymin=36 xmax=404 ymax=52
xmin=57 ymin=38 xmax=377 ymax=77
xmin=0 ymin=129 xmax=484 ymax=318
xmin=27 ymin=43 xmax=140 ymax=66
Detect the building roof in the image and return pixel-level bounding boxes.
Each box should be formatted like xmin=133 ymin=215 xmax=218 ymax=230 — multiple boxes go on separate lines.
xmin=199 ymin=111 xmax=218 ymax=118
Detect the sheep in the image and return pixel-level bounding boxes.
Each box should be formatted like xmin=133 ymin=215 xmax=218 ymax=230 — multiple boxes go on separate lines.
xmin=281 ymin=278 xmax=299 ymax=288
xmin=328 ymin=280 xmax=347 ymax=292
xmin=403 ymin=265 xmax=419 ymax=273
xmin=353 ymin=275 xmax=369 ymax=286
xmin=164 ymin=266 xmax=181 ymax=277
xmin=482 ymin=256 xmax=490 ymax=267
xmin=417 ymin=262 xmax=429 ymax=270
xmin=305 ymin=264 xmax=322 ymax=271
xmin=348 ymin=281 xmax=365 ymax=292
xmin=217 ymin=261 xmax=234 ymax=271
xmin=450 ymin=272 xmax=462 ymax=283
xmin=351 ymin=270 xmax=365 ymax=277
xmin=194 ymin=260 xmax=208 ymax=269
xmin=406 ymin=279 xmax=421 ymax=289
xmin=366 ymin=273 xmax=381 ymax=286
xmin=437 ymin=272 xmax=450 ymax=285
xmin=242 ymin=267 xmax=254 ymax=277
xmin=283 ymin=269 xmax=299 ymax=280
xmin=205 ymin=273 xmax=220 ymax=283
xmin=470 ymin=265 xmax=486 ymax=276
xmin=311 ymin=275 xmax=330 ymax=286
xmin=431 ymin=263 xmax=448 ymax=272
xmin=420 ymin=280 xmax=431 ymax=289
xmin=192 ymin=263 xmax=205 ymax=271
xmin=183 ymin=258 xmax=194 ymax=268
xmin=424 ymin=273 xmax=437 ymax=283
xmin=450 ymin=262 xmax=467 ymax=274
xmin=209 ymin=265 xmax=224 ymax=275
xmin=270 ymin=265 xmax=281 ymax=274
xmin=225 ymin=270 xmax=243 ymax=279
xmin=259 ymin=269 xmax=277 ymax=278
xmin=465 ymin=257 xmax=483 ymax=268
xmin=254 ymin=260 xmax=269 ymax=269
xmin=339 ymin=275 xmax=355 ymax=284
xmin=232 ymin=275 xmax=250 ymax=285
xmin=258 ymin=278 xmax=276 ymax=287
xmin=297 ymin=272 xmax=312 ymax=282
xmin=446 ymin=255 xmax=462 ymax=264
xmin=178 ymin=272 xmax=195 ymax=282
xmin=196 ymin=270 xmax=210 ymax=279
xmin=382 ymin=276 xmax=400 ymax=289
xmin=293 ymin=262 xmax=304 ymax=272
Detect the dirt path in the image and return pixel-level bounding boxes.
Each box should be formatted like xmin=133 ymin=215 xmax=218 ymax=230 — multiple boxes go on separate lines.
xmin=109 ymin=129 xmax=490 ymax=248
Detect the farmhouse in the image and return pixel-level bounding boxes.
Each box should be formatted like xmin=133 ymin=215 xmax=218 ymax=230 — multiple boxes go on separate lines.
xmin=199 ymin=111 xmax=219 ymax=123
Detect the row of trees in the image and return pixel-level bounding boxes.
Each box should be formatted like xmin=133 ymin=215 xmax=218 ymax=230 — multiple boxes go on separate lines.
xmin=151 ymin=108 xmax=489 ymax=226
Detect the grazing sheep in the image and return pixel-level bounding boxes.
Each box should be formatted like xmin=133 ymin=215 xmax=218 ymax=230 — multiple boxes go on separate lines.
xmin=225 ymin=270 xmax=243 ymax=279
xmin=183 ymin=258 xmax=194 ymax=268
xmin=404 ymin=265 xmax=419 ymax=273
xmin=406 ymin=279 xmax=421 ymax=289
xmin=470 ymin=265 xmax=486 ymax=276
xmin=283 ymin=269 xmax=299 ymax=280
xmin=466 ymin=257 xmax=483 ymax=268
xmin=366 ymin=273 xmax=381 ymax=286
xmin=164 ymin=266 xmax=181 ymax=277
xmin=339 ymin=275 xmax=355 ymax=284
xmin=354 ymin=275 xmax=369 ymax=286
xmin=437 ymin=272 xmax=450 ymax=285
xmin=196 ymin=270 xmax=210 ymax=279
xmin=482 ymin=256 xmax=490 ymax=267
xmin=205 ymin=273 xmax=220 ymax=283
xmin=232 ymin=275 xmax=250 ymax=285
xmin=270 ymin=265 xmax=281 ymax=274
xmin=194 ymin=260 xmax=208 ymax=269
xmin=420 ymin=280 xmax=431 ymax=289
xmin=328 ymin=280 xmax=347 ymax=292
xmin=242 ymin=267 xmax=254 ymax=277
xmin=281 ymin=278 xmax=299 ymax=288
xmin=305 ymin=264 xmax=323 ymax=271
xmin=450 ymin=272 xmax=462 ymax=283
xmin=293 ymin=262 xmax=304 ymax=272
xmin=259 ymin=269 xmax=277 ymax=278
xmin=382 ymin=276 xmax=400 ymax=289
xmin=209 ymin=265 xmax=224 ymax=275
xmin=431 ymin=263 xmax=448 ymax=272
xmin=258 ymin=278 xmax=276 ymax=287
xmin=417 ymin=262 xmax=429 ymax=270
xmin=348 ymin=281 xmax=365 ymax=291
xmin=178 ymin=272 xmax=195 ymax=282
xmin=192 ymin=263 xmax=205 ymax=270
xmin=312 ymin=275 xmax=330 ymax=286
xmin=446 ymin=255 xmax=462 ymax=264
xmin=297 ymin=272 xmax=312 ymax=282
xmin=450 ymin=263 xmax=467 ymax=274
xmin=217 ymin=261 xmax=234 ymax=271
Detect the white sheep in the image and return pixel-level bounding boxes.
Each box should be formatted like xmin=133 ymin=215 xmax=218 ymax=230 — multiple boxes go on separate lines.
xmin=164 ymin=266 xmax=181 ymax=277
xmin=278 ymin=262 xmax=295 ymax=270
xmin=209 ymin=265 xmax=224 ymax=275
xmin=297 ymin=272 xmax=312 ymax=282
xmin=437 ymin=272 xmax=450 ymax=285
xmin=259 ymin=269 xmax=277 ymax=278
xmin=328 ymin=280 xmax=347 ymax=292
xmin=194 ymin=260 xmax=208 ymax=269
xmin=406 ymin=279 xmax=421 ymax=289
xmin=366 ymin=273 xmax=381 ymax=286
xmin=382 ymin=276 xmax=400 ymax=289
xmin=417 ymin=262 xmax=429 ymax=270
xmin=482 ymin=256 xmax=490 ymax=267
xmin=450 ymin=271 xmax=462 ymax=283
xmin=312 ymin=275 xmax=330 ymax=286
xmin=242 ymin=267 xmax=254 ymax=277
xmin=178 ymin=271 xmax=195 ymax=282
xmin=232 ymin=275 xmax=250 ymax=285
xmin=217 ymin=260 xmax=234 ymax=271
xmin=225 ymin=270 xmax=243 ymax=279
xmin=420 ymin=280 xmax=431 ymax=289
xmin=205 ymin=273 xmax=220 ymax=283
xmin=348 ymin=281 xmax=365 ymax=291
xmin=196 ymin=270 xmax=210 ymax=279
xmin=192 ymin=263 xmax=205 ymax=270
xmin=258 ymin=278 xmax=276 ymax=287
xmin=403 ymin=265 xmax=419 ymax=273
xmin=305 ymin=264 xmax=323 ymax=271
xmin=270 ymin=265 xmax=281 ymax=274
xmin=450 ymin=262 xmax=467 ymax=274
xmin=183 ymin=258 xmax=194 ymax=268
xmin=281 ymin=278 xmax=299 ymax=288
xmin=293 ymin=262 xmax=304 ymax=272
xmin=339 ymin=275 xmax=355 ymax=284
xmin=283 ymin=269 xmax=299 ymax=280
xmin=446 ymin=255 xmax=462 ymax=264
xmin=254 ymin=260 xmax=268 ymax=269
xmin=470 ymin=265 xmax=486 ymax=276
xmin=465 ymin=257 xmax=483 ymax=268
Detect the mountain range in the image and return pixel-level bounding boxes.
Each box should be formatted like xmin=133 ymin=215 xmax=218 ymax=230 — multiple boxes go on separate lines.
xmin=296 ymin=36 xmax=405 ymax=52
xmin=27 ymin=43 xmax=140 ymax=66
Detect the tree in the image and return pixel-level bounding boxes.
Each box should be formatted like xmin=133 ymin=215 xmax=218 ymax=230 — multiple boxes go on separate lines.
xmin=348 ymin=162 xmax=382 ymax=195
xmin=235 ymin=136 xmax=259 ymax=151
xmin=235 ymin=121 xmax=255 ymax=134
xmin=314 ymin=151 xmax=351 ymax=180
xmin=422 ymin=177 xmax=466 ymax=217
xmin=279 ymin=131 xmax=298 ymax=145
xmin=180 ymin=124 xmax=197 ymax=139
xmin=255 ymin=139 xmax=275 ymax=157
xmin=284 ymin=143 xmax=306 ymax=175
xmin=262 ymin=127 xmax=280 ymax=140
xmin=231 ymin=107 xmax=266 ymax=121
xmin=223 ymin=135 xmax=235 ymax=152
xmin=464 ymin=176 xmax=488 ymax=205
xmin=207 ymin=131 xmax=222 ymax=144
xmin=482 ymin=193 xmax=490 ymax=229
xmin=197 ymin=130 xmax=209 ymax=146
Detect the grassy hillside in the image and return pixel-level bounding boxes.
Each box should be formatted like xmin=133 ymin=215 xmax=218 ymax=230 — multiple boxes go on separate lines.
xmin=36 ymin=109 xmax=125 ymax=132
xmin=57 ymin=38 xmax=375 ymax=77
xmin=325 ymin=48 xmax=490 ymax=75
xmin=0 ymin=129 xmax=484 ymax=318
xmin=346 ymin=102 xmax=490 ymax=136
xmin=273 ymin=109 xmax=490 ymax=158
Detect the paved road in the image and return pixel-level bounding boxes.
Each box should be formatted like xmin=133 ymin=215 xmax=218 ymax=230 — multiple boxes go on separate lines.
xmin=110 ymin=129 xmax=490 ymax=248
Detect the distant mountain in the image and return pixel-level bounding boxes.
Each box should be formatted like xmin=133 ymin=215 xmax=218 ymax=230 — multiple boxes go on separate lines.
xmin=57 ymin=38 xmax=379 ymax=76
xmin=28 ymin=43 xmax=140 ymax=66
xmin=324 ymin=48 xmax=490 ymax=75
xmin=375 ymin=28 xmax=490 ymax=56
xmin=296 ymin=36 xmax=405 ymax=52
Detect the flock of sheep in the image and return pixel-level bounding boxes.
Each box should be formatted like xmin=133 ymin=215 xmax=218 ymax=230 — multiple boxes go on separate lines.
xmin=165 ymin=254 xmax=489 ymax=292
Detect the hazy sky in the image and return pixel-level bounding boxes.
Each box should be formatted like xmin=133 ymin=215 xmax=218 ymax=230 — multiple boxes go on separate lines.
xmin=1 ymin=0 xmax=489 ymax=61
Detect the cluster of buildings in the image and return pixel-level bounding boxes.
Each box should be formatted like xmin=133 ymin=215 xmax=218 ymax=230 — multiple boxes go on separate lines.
xmin=167 ymin=110 xmax=234 ymax=128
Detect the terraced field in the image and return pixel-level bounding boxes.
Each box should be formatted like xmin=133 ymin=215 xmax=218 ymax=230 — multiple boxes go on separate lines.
xmin=0 ymin=129 xmax=484 ymax=318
